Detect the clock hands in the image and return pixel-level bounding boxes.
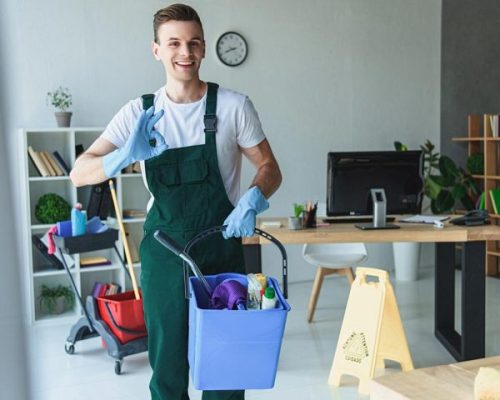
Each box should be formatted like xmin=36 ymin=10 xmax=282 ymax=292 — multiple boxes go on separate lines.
xmin=223 ymin=46 xmax=238 ymax=54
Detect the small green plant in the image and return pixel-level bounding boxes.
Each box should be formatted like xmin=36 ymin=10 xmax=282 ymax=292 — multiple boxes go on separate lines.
xmin=34 ymin=193 xmax=71 ymax=223
xmin=293 ymin=203 xmax=304 ymax=218
xmin=39 ymin=284 xmax=75 ymax=314
xmin=394 ymin=141 xmax=408 ymax=151
xmin=46 ymin=86 xmax=72 ymax=111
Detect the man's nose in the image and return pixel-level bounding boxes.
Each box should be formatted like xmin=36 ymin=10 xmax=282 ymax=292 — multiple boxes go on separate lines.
xmin=180 ymin=43 xmax=192 ymax=56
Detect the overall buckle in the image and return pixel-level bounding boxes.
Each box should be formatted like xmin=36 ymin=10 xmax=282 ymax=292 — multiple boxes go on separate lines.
xmin=204 ymin=115 xmax=217 ymax=133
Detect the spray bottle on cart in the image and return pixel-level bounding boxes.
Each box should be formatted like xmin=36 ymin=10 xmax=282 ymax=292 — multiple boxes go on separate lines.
xmin=71 ymin=203 xmax=87 ymax=236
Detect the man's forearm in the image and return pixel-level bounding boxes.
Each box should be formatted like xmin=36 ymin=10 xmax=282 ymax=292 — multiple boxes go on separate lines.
xmin=70 ymin=154 xmax=109 ymax=187
xmin=250 ymin=162 xmax=282 ymax=198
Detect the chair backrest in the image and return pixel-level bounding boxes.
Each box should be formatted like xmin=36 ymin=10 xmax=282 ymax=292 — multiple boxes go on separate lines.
xmin=302 ymin=242 xmax=368 ymax=258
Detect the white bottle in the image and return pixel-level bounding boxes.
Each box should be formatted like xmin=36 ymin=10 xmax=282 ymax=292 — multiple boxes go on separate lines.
xmin=261 ymin=287 xmax=277 ymax=310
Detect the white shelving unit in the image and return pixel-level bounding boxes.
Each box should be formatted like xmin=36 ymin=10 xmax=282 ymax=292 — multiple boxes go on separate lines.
xmin=19 ymin=128 xmax=149 ymax=325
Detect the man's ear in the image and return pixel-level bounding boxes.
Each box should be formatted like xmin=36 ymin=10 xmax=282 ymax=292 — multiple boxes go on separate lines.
xmin=152 ymin=40 xmax=161 ymax=61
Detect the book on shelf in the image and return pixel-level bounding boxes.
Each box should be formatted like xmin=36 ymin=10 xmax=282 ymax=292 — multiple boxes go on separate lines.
xmin=27 ymin=146 xmax=50 ymax=177
xmin=125 ymin=228 xmax=140 ymax=264
xmin=52 ymin=151 xmax=71 ymax=175
xmin=489 ymin=188 xmax=500 ymax=214
xmin=43 ymin=151 xmax=64 ymax=176
xmin=478 ymin=192 xmax=486 ymax=210
xmin=80 ymin=256 xmax=111 ymax=267
xmin=123 ymin=209 xmax=146 ymax=218
xmin=489 ymin=114 xmax=500 ymax=137
xmin=91 ymin=282 xmax=121 ymax=298
xmin=39 ymin=151 xmax=57 ymax=176
xmin=87 ymin=182 xmax=113 ymax=219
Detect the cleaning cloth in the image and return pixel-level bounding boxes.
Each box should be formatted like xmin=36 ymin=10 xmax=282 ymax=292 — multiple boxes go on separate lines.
xmin=211 ymin=279 xmax=247 ymax=310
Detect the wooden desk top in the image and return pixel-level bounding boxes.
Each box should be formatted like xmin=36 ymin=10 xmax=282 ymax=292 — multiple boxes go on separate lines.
xmin=243 ymin=217 xmax=500 ymax=245
xmin=371 ymin=356 xmax=500 ymax=400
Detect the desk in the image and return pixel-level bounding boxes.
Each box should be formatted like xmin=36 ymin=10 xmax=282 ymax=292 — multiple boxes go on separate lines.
xmin=243 ymin=218 xmax=500 ymax=362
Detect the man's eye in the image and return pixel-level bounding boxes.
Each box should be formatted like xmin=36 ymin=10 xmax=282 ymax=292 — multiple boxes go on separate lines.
xmin=168 ymin=42 xmax=179 ymax=47
xmin=190 ymin=42 xmax=200 ymax=47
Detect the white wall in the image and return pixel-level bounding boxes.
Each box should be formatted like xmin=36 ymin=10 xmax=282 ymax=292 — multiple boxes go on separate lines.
xmin=2 ymin=0 xmax=441 ymax=311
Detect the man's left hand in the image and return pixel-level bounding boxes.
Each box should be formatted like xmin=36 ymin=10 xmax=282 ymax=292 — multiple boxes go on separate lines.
xmin=223 ymin=186 xmax=269 ymax=238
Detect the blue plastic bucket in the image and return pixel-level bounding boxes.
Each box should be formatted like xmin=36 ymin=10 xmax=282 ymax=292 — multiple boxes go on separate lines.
xmin=188 ymin=272 xmax=291 ymax=390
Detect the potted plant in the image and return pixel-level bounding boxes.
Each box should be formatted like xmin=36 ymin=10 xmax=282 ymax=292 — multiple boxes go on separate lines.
xmin=39 ymin=284 xmax=75 ymax=314
xmin=47 ymin=86 xmax=73 ymax=127
xmin=420 ymin=140 xmax=479 ymax=214
xmin=34 ymin=193 xmax=71 ymax=224
xmin=288 ymin=203 xmax=304 ymax=230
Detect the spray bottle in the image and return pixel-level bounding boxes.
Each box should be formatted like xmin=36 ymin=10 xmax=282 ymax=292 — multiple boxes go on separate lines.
xmin=71 ymin=203 xmax=87 ymax=236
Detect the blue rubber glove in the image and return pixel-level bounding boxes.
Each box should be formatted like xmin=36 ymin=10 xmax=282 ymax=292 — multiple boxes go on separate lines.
xmin=223 ymin=186 xmax=269 ymax=238
xmin=103 ymin=106 xmax=168 ymax=178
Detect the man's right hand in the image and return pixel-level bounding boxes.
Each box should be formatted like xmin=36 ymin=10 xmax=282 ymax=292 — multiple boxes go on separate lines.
xmin=102 ymin=106 xmax=168 ymax=178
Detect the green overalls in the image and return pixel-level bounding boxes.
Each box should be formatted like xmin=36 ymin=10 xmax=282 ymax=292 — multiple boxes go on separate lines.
xmin=140 ymin=83 xmax=245 ymax=400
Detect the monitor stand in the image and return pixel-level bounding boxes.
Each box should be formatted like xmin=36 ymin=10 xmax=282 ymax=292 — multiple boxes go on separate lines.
xmin=355 ymin=188 xmax=400 ymax=230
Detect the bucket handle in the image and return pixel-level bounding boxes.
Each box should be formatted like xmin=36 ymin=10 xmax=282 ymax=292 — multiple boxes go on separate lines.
xmin=183 ymin=225 xmax=288 ymax=299
xmin=102 ymin=302 xmax=148 ymax=336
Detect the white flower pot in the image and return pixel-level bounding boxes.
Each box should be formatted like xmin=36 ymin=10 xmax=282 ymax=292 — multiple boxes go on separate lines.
xmin=393 ymin=242 xmax=420 ymax=281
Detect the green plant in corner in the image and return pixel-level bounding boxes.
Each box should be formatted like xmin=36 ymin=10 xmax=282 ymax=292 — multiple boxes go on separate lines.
xmin=420 ymin=140 xmax=479 ymax=214
xmin=394 ymin=140 xmax=479 ymax=213
xmin=293 ymin=203 xmax=304 ymax=218
xmin=38 ymin=284 xmax=75 ymax=314
xmin=46 ymin=86 xmax=72 ymax=112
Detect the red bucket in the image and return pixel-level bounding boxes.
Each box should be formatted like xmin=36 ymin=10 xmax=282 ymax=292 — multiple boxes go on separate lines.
xmin=97 ymin=290 xmax=147 ymax=344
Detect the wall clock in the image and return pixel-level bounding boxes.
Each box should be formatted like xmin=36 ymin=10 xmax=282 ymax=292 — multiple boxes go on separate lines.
xmin=216 ymin=31 xmax=248 ymax=67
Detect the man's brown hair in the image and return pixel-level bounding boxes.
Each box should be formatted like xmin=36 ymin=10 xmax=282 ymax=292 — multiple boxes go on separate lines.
xmin=153 ymin=3 xmax=204 ymax=44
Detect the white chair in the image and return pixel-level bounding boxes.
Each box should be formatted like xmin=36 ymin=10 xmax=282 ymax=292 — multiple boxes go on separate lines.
xmin=302 ymin=243 xmax=368 ymax=322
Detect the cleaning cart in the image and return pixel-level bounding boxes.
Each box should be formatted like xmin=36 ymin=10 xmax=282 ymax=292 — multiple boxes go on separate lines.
xmin=154 ymin=226 xmax=291 ymax=390
xmin=60 ymin=181 xmax=148 ymax=375
xmin=56 ymin=229 xmax=148 ymax=375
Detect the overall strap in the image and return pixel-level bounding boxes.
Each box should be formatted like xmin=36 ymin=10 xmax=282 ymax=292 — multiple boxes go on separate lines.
xmin=141 ymin=94 xmax=155 ymax=111
xmin=204 ymin=82 xmax=219 ymax=133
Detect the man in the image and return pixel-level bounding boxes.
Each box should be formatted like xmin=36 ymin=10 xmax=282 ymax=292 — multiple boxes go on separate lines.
xmin=70 ymin=3 xmax=281 ymax=400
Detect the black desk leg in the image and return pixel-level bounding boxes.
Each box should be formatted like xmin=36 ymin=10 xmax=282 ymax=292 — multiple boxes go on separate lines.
xmin=435 ymin=241 xmax=485 ymax=361
xmin=462 ymin=241 xmax=485 ymax=360
xmin=243 ymin=244 xmax=262 ymax=274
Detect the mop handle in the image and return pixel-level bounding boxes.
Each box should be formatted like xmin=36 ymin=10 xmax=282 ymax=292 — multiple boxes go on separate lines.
xmin=184 ymin=226 xmax=289 ymax=299
xmin=109 ymin=180 xmax=141 ymax=300
xmin=153 ymin=230 xmax=213 ymax=299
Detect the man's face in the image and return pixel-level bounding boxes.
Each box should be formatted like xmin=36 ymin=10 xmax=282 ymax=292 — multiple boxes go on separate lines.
xmin=152 ymin=20 xmax=205 ymax=82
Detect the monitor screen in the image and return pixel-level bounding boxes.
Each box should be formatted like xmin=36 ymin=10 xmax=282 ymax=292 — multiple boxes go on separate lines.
xmin=327 ymin=150 xmax=424 ymax=216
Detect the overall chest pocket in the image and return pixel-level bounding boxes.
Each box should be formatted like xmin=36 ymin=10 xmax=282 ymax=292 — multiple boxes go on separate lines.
xmin=149 ymin=159 xmax=209 ymax=218
xmin=179 ymin=159 xmax=208 ymax=217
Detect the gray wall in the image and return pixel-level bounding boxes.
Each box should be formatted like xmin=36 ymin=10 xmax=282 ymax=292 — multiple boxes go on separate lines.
xmin=3 ymin=0 xmax=442 ymax=288
xmin=441 ymin=0 xmax=500 ymax=163
xmin=0 ymin=1 xmax=29 ymax=398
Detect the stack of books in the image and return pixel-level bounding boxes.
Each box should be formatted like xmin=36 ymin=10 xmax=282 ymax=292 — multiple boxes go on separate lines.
xmin=28 ymin=146 xmax=70 ymax=177
xmin=92 ymin=282 xmax=121 ymax=298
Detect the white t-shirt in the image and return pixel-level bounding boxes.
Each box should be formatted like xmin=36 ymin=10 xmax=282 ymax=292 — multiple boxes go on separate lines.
xmin=101 ymin=85 xmax=266 ymax=207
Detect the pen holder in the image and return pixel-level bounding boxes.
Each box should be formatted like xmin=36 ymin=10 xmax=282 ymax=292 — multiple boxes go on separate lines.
xmin=303 ymin=208 xmax=317 ymax=228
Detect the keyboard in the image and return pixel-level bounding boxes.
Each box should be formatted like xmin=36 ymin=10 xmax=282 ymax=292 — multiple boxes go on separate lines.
xmin=322 ymin=216 xmax=396 ymax=224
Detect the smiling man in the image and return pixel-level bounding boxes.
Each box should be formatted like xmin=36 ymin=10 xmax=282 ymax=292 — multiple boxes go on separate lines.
xmin=69 ymin=3 xmax=281 ymax=400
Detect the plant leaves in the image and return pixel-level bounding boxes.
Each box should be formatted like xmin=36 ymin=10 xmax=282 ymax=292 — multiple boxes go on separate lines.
xmin=439 ymin=156 xmax=460 ymax=179
xmin=434 ymin=190 xmax=454 ymax=213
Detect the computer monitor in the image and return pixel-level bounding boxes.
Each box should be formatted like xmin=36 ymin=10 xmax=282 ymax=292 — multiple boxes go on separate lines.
xmin=326 ymin=150 xmax=424 ymax=216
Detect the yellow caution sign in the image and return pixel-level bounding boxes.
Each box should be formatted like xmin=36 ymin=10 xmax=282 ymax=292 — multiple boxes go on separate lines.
xmin=328 ymin=267 xmax=414 ymax=394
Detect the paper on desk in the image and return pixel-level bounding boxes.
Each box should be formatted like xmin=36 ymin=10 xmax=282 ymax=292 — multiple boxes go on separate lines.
xmin=399 ymin=215 xmax=450 ymax=224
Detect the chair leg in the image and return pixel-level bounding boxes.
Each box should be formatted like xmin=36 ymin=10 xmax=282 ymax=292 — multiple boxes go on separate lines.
xmin=343 ymin=268 xmax=355 ymax=284
xmin=308 ymin=267 xmax=335 ymax=323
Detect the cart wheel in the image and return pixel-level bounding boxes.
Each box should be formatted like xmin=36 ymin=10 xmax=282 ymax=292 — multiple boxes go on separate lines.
xmin=64 ymin=342 xmax=75 ymax=355
xmin=114 ymin=360 xmax=122 ymax=375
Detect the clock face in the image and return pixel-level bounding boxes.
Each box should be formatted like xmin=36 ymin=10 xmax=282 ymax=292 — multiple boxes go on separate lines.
xmin=216 ymin=32 xmax=248 ymax=67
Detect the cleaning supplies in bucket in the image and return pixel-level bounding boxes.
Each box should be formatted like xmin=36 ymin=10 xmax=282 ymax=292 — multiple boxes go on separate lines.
xmin=71 ymin=203 xmax=87 ymax=236
xmin=262 ymin=287 xmax=278 ymax=310
xmin=211 ymin=279 xmax=247 ymax=310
